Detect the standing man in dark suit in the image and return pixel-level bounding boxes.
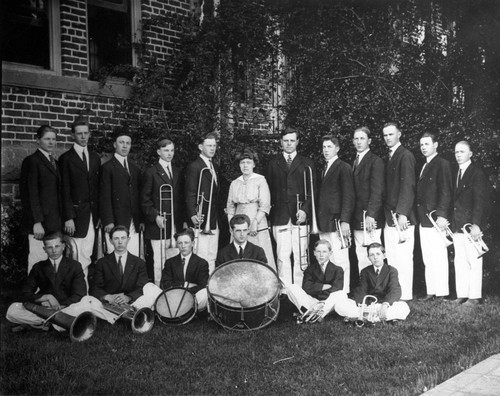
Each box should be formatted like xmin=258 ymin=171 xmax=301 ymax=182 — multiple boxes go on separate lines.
xmin=266 ymin=126 xmax=315 ymax=287
xmin=382 ymin=122 xmax=417 ymax=301
xmin=351 ymin=127 xmax=385 ymax=273
xmin=185 ymin=133 xmax=220 ymax=273
xmin=161 ymin=228 xmax=209 ymax=312
xmin=416 ymin=132 xmax=453 ymax=301
xmin=316 ymin=135 xmax=354 ymax=293
xmin=141 ymin=138 xmax=184 ymax=285
xmin=20 ymin=125 xmax=62 ymax=273
xmin=100 ymin=129 xmax=143 ymax=256
xmin=215 ymin=214 xmax=267 ymax=267
xmin=450 ymin=141 xmax=489 ymax=306
xmin=59 ymin=119 xmax=100 ymax=285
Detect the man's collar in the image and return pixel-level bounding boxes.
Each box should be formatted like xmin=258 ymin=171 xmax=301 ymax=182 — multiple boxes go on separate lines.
xmin=159 ymin=158 xmax=171 ymax=168
xmin=426 ymin=152 xmax=438 ymax=163
xmin=73 ymin=143 xmax=87 ymax=153
xmin=114 ymin=153 xmax=127 ymax=164
xmin=114 ymin=251 xmax=128 ymax=261
xmin=390 ymin=142 xmax=401 ymax=153
xmin=283 ymin=151 xmax=297 ymax=161
xmin=38 ymin=148 xmax=51 ymax=159
xmin=459 ymin=160 xmax=472 ymax=170
xmin=234 ymin=241 xmax=247 ymax=251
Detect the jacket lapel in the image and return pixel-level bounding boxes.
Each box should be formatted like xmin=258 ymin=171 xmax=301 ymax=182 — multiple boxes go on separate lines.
xmin=175 ymin=254 xmax=185 ymax=282
xmin=36 ymin=150 xmax=58 ymax=177
xmin=155 ymin=162 xmax=171 ymax=185
xmin=70 ymin=147 xmax=88 ymax=173
xmin=354 ymin=152 xmax=368 ymax=176
xmin=112 ymin=157 xmax=129 ymax=180
xmin=323 ymin=158 xmax=339 ymax=183
xmin=122 ymin=255 xmax=134 ymax=285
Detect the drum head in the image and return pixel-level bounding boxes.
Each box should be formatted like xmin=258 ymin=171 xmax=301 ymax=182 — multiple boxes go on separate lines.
xmin=154 ymin=287 xmax=197 ymax=325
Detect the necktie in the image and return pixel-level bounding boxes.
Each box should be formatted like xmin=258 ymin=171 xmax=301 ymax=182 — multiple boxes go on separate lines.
xmin=376 ymin=269 xmax=380 ymax=277
xmin=82 ymin=150 xmax=88 ymax=171
xmin=209 ymin=159 xmax=217 ymax=184
xmin=420 ymin=162 xmax=427 ymax=179
xmin=353 ymin=154 xmax=359 ymax=170
xmin=287 ymin=155 xmax=292 ymax=168
xmin=118 ymin=256 xmax=124 ymax=278
xmin=387 ymin=149 xmax=393 ymax=161
xmin=456 ymin=168 xmax=462 ymax=188
xmin=323 ymin=163 xmax=328 ymax=179
xmin=182 ymin=257 xmax=187 ymax=280
xmin=123 ymin=158 xmax=129 ymax=175
xmin=239 ymin=246 xmax=243 ymax=259
xmin=49 ymin=154 xmax=57 ymax=170
xmin=166 ymin=164 xmax=172 ymax=180
xmin=53 ymin=260 xmax=58 ymax=273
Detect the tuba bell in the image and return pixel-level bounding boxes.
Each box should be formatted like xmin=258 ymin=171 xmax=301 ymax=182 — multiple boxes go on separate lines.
xmin=23 ymin=301 xmax=97 ymax=342
xmin=102 ymin=302 xmax=155 ymax=334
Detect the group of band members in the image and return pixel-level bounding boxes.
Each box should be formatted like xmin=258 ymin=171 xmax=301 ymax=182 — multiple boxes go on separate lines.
xmin=9 ymin=118 xmax=489 ymax=332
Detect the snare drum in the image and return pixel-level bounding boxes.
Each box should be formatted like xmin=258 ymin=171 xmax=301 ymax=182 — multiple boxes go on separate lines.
xmin=154 ymin=287 xmax=197 ymax=325
xmin=207 ymin=259 xmax=281 ymax=331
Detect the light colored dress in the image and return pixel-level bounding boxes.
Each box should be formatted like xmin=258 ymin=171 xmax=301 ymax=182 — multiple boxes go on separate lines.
xmin=226 ymin=173 xmax=276 ymax=269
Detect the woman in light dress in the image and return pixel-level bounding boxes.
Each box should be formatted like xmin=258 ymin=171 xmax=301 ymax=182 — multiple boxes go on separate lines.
xmin=226 ymin=149 xmax=276 ymax=269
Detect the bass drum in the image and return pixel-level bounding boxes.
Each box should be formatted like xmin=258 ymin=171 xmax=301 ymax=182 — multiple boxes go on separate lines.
xmin=207 ymin=259 xmax=281 ymax=331
xmin=154 ymin=287 xmax=197 ymax=325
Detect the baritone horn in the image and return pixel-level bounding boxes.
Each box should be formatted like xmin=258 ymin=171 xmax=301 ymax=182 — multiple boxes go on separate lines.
xmin=160 ymin=183 xmax=177 ymax=264
xmin=361 ymin=210 xmax=377 ymax=247
xmin=391 ymin=210 xmax=408 ymax=244
xmin=23 ymin=301 xmax=97 ymax=342
xmin=426 ymin=210 xmax=454 ymax=247
xmin=462 ymin=223 xmax=489 ymax=258
xmin=336 ymin=219 xmax=351 ymax=249
xmin=102 ymin=302 xmax=155 ymax=334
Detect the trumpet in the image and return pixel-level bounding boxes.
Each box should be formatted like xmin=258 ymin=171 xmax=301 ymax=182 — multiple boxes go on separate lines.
xmin=391 ymin=210 xmax=407 ymax=244
xmin=159 ymin=184 xmax=177 ymax=265
xmin=336 ymin=219 xmax=351 ymax=249
xmin=462 ymin=223 xmax=489 ymax=258
xmin=355 ymin=295 xmax=379 ymax=327
xmin=426 ymin=210 xmax=454 ymax=247
xmin=361 ymin=210 xmax=377 ymax=247
xmin=102 ymin=302 xmax=155 ymax=334
xmin=197 ymin=167 xmax=215 ymax=235
xmin=295 ymin=301 xmax=325 ymax=324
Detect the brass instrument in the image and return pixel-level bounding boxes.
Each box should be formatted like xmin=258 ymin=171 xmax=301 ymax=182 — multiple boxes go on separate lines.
xmin=193 ymin=192 xmax=204 ymax=254
xmin=96 ymin=226 xmax=106 ymax=260
xmin=102 ymin=302 xmax=155 ymax=334
xmin=426 ymin=210 xmax=454 ymax=247
xmin=462 ymin=223 xmax=489 ymax=258
xmin=336 ymin=219 xmax=351 ymax=249
xmin=391 ymin=210 xmax=407 ymax=244
xmin=64 ymin=236 xmax=79 ymax=261
xmin=354 ymin=295 xmax=379 ymax=327
xmin=197 ymin=167 xmax=215 ymax=235
xmin=139 ymin=230 xmax=145 ymax=261
xmin=159 ymin=183 xmax=177 ymax=264
xmin=361 ymin=210 xmax=377 ymax=247
xmin=23 ymin=301 xmax=97 ymax=342
xmin=296 ymin=194 xmax=309 ymax=271
xmin=295 ymin=301 xmax=325 ymax=324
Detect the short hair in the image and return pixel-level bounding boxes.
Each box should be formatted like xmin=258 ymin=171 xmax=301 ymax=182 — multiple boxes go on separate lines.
xmin=198 ymin=132 xmax=218 ymax=144
xmin=383 ymin=122 xmax=400 ymax=131
xmin=71 ymin=118 xmax=89 ymax=134
xmin=113 ymin=126 xmax=133 ymax=141
xmin=456 ymin=140 xmax=471 ymax=150
xmin=157 ymin=138 xmax=174 ymax=150
xmin=235 ymin=148 xmax=259 ymax=166
xmin=314 ymin=239 xmax=332 ymax=251
xmin=354 ymin=126 xmax=371 ymax=138
xmin=229 ymin=214 xmax=251 ymax=229
xmin=322 ymin=134 xmax=340 ymax=147
xmin=281 ymin=126 xmax=300 ymax=140
xmin=43 ymin=231 xmax=64 ymax=244
xmin=367 ymin=242 xmax=385 ymax=254
xmin=36 ymin=125 xmax=57 ymax=139
xmin=175 ymin=228 xmax=195 ymax=241
xmin=420 ymin=132 xmax=437 ymax=143
xmin=109 ymin=225 xmax=129 ymax=238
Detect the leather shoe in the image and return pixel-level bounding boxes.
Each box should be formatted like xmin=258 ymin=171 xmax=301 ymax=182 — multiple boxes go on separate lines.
xmin=11 ymin=324 xmax=29 ymax=333
xmin=450 ymin=298 xmax=467 ymax=304
xmin=435 ymin=296 xmax=446 ymax=302
xmin=463 ymin=299 xmax=480 ymax=306
xmin=419 ymin=295 xmax=435 ymax=302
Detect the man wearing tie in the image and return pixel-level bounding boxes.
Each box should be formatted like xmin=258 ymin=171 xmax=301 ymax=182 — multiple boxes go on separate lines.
xmin=316 ymin=135 xmax=354 ymax=293
xmin=351 ymin=127 xmax=385 ymax=274
xmin=215 ymin=214 xmax=267 ymax=268
xmin=141 ymin=138 xmax=185 ymax=285
xmin=160 ymin=228 xmax=209 ymax=312
xmin=450 ymin=141 xmax=488 ymax=306
xmin=100 ymin=129 xmax=144 ymax=256
xmin=416 ymin=132 xmax=453 ymax=301
xmin=20 ymin=125 xmax=62 ymax=273
xmin=382 ymin=122 xmax=417 ymax=301
xmin=59 ymin=119 xmax=101 ymax=285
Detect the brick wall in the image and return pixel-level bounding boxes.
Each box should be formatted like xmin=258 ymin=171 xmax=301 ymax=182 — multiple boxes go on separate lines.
xmin=60 ymin=0 xmax=88 ymax=78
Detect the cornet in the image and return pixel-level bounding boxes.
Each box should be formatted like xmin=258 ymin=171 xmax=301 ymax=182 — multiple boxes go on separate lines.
xmin=336 ymin=219 xmax=351 ymax=249
xmin=361 ymin=210 xmax=377 ymax=247
xmin=391 ymin=210 xmax=407 ymax=244
xmin=102 ymin=302 xmax=155 ymax=334
xmin=426 ymin=210 xmax=454 ymax=247
xmin=462 ymin=223 xmax=489 ymax=258
xmin=355 ymin=295 xmax=379 ymax=327
xmin=159 ymin=183 xmax=177 ymax=264
xmin=295 ymin=301 xmax=325 ymax=324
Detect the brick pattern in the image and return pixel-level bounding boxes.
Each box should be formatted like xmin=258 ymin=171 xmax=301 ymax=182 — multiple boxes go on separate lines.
xmin=60 ymin=0 xmax=88 ymax=78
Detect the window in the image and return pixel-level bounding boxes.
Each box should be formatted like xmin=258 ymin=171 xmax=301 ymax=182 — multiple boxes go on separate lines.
xmin=87 ymin=0 xmax=140 ymax=80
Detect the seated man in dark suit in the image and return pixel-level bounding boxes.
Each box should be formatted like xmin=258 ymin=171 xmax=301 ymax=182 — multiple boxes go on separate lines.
xmin=161 ymin=228 xmax=209 ymax=311
xmin=335 ymin=243 xmax=410 ymax=322
xmin=285 ymin=239 xmax=347 ymax=323
xmin=215 ymin=214 xmax=267 ymax=268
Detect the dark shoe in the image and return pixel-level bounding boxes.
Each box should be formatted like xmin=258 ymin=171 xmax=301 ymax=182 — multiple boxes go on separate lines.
xmin=463 ymin=299 xmax=481 ymax=306
xmin=450 ymin=298 xmax=468 ymax=304
xmin=435 ymin=296 xmax=446 ymax=302
xmin=419 ymin=295 xmax=435 ymax=302
xmin=11 ymin=324 xmax=29 ymax=333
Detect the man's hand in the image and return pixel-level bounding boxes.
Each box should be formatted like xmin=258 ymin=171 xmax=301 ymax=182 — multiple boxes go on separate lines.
xmin=191 ymin=214 xmax=204 ymax=226
xmin=104 ymin=293 xmax=131 ymax=305
xmin=139 ymin=223 xmax=145 ymax=232
xmin=365 ymin=215 xmax=377 ymax=232
xmin=379 ymin=303 xmax=389 ymax=321
xmin=340 ymin=221 xmax=351 ymax=238
xmin=321 ymin=284 xmax=332 ymax=291
xmin=435 ymin=216 xmax=449 ymax=230
xmin=64 ymin=219 xmax=76 ymax=236
xmin=249 ymin=219 xmax=258 ymax=237
xmin=155 ymin=215 xmax=166 ymax=229
xmin=296 ymin=210 xmax=307 ymax=225
xmin=104 ymin=223 xmax=115 ymax=233
xmin=33 ymin=222 xmax=45 ymax=240
xmin=469 ymin=224 xmax=482 ymax=241
xmin=397 ymin=214 xmax=409 ymax=231
xmin=36 ymin=294 xmax=61 ymax=310
xmin=184 ymin=282 xmax=198 ymax=289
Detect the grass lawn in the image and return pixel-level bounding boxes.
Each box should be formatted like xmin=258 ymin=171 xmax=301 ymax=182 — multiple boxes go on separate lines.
xmin=1 ymin=294 xmax=500 ymax=395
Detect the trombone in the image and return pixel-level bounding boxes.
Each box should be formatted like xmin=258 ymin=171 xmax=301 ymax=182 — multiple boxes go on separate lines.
xmin=426 ymin=210 xmax=454 ymax=247
xmin=462 ymin=223 xmax=489 ymax=258
xmin=197 ymin=167 xmax=215 ymax=235
xmin=361 ymin=210 xmax=377 ymax=247
xmin=159 ymin=184 xmax=177 ymax=265
xmin=391 ymin=210 xmax=407 ymax=244
xmin=297 ymin=166 xmax=319 ymax=270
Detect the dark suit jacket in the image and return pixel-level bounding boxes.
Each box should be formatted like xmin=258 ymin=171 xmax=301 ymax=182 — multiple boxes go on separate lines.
xmin=21 ymin=257 xmax=86 ymax=306
xmin=141 ymin=162 xmax=185 ymax=240
xmin=100 ymin=156 xmax=143 ymax=230
xmin=302 ymin=260 xmax=344 ymax=301
xmin=266 ymin=154 xmax=315 ymax=226
xmin=352 ymin=151 xmax=385 ymax=230
xmin=59 ymin=147 xmax=100 ymax=237
xmin=91 ymin=252 xmax=148 ymax=302
xmin=19 ymin=149 xmax=62 ymax=235
xmin=353 ymin=263 xmax=401 ymax=305
xmin=160 ymin=253 xmax=209 ymax=294
xmin=451 ymin=163 xmax=488 ymax=232
xmin=215 ymin=241 xmax=267 ymax=268
xmin=317 ymin=158 xmax=354 ymax=232
xmin=416 ymin=155 xmax=453 ymax=227
xmin=384 ymin=145 xmax=417 ymax=225
xmin=185 ymin=157 xmax=221 ymax=230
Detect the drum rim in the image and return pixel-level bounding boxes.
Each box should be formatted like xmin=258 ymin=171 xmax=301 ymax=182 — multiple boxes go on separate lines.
xmin=154 ymin=287 xmax=197 ymax=325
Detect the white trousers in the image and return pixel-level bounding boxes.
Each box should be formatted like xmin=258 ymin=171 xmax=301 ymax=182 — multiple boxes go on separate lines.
xmin=194 ymin=226 xmax=219 ymax=275
xmin=334 ymin=298 xmax=410 ymax=321
xmin=136 ymin=283 xmax=208 ymax=312
xmin=28 ymin=235 xmax=47 ymax=274
xmin=384 ymin=223 xmax=415 ymax=300
xmin=319 ymin=232 xmax=350 ymax=293
xmin=353 ymin=229 xmax=382 ymax=273
xmin=70 ymin=216 xmax=95 ymax=290
xmin=150 ymin=239 xmax=179 ymax=286
xmin=273 ymin=221 xmax=308 ymax=286
xmin=286 ymin=284 xmax=348 ymax=318
xmin=453 ymin=233 xmax=483 ymax=299
xmin=105 ymin=222 xmax=140 ymax=257
xmin=419 ymin=226 xmax=449 ymax=297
